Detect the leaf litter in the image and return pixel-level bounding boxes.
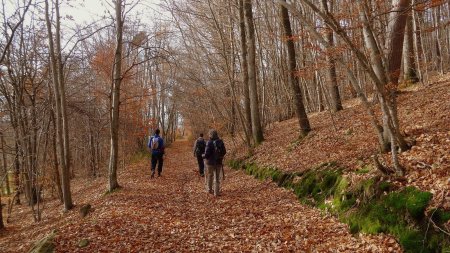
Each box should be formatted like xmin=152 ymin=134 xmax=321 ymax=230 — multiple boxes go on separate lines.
xmin=1 ymin=139 xmax=400 ymax=252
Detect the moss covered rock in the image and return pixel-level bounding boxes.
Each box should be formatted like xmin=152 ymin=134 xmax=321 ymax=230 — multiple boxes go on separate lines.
xmin=78 ymin=239 xmax=89 ymax=248
xmin=28 ymin=231 xmax=56 ymax=253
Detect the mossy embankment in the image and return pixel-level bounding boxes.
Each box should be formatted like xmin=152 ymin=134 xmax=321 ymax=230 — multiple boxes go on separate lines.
xmin=228 ymin=160 xmax=450 ymax=253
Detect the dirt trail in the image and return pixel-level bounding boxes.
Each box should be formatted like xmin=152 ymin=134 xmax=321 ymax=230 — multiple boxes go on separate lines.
xmin=1 ymin=139 xmax=400 ymax=252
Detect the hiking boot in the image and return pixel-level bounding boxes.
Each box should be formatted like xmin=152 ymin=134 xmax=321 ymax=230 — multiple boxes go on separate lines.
xmin=157 ymin=173 xmax=161 ymax=177
xmin=151 ymin=171 xmax=155 ymax=178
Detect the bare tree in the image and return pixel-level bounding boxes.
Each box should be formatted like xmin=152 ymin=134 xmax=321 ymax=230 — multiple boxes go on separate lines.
xmin=320 ymin=0 xmax=343 ymax=112
xmin=0 ymin=0 xmax=32 ymax=64
xmin=108 ymin=0 xmax=125 ymax=192
xmin=402 ymin=9 xmax=419 ymax=83
xmin=279 ymin=0 xmax=311 ymax=137
xmin=239 ymin=0 xmax=253 ymax=146
xmin=45 ymin=0 xmax=73 ymax=210
xmin=244 ymin=0 xmax=264 ymax=145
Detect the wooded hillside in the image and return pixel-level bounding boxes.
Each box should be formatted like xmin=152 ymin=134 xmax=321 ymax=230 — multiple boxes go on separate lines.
xmin=0 ymin=0 xmax=449 ymax=252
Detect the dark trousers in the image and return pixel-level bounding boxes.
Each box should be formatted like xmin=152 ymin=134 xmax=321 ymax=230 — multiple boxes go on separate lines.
xmin=151 ymin=153 xmax=164 ymax=175
xmin=196 ymin=155 xmax=205 ymax=175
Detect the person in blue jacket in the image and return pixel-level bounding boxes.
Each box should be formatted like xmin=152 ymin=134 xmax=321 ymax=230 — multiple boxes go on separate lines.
xmin=148 ymin=129 xmax=165 ymax=178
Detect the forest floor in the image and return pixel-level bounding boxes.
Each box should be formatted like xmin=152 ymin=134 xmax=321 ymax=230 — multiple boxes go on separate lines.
xmin=1 ymin=75 xmax=449 ymax=252
xmin=231 ymin=74 xmax=450 ymax=209
xmin=0 ymin=139 xmax=401 ymax=252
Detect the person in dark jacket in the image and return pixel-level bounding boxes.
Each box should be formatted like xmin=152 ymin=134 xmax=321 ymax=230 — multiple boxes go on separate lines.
xmin=203 ymin=129 xmax=226 ymax=196
xmin=193 ymin=133 xmax=206 ymax=176
xmin=148 ymin=129 xmax=165 ymax=178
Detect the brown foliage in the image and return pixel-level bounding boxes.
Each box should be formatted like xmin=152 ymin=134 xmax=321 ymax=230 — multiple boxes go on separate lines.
xmin=0 ymin=140 xmax=400 ymax=252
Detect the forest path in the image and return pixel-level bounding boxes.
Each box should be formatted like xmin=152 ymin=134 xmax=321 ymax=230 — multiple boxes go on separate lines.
xmin=51 ymin=139 xmax=399 ymax=252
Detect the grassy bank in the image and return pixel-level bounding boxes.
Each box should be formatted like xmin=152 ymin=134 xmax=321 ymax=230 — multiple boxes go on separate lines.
xmin=228 ymin=160 xmax=450 ymax=253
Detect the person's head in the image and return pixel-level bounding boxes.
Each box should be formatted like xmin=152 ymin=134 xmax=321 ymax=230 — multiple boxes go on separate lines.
xmin=154 ymin=129 xmax=160 ymax=135
xmin=199 ymin=133 xmax=203 ymax=138
xmin=208 ymin=129 xmax=218 ymax=140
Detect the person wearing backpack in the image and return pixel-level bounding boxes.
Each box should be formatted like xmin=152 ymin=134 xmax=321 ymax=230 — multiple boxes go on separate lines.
xmin=148 ymin=129 xmax=165 ymax=178
xmin=203 ymin=129 xmax=226 ymax=196
xmin=193 ymin=133 xmax=206 ymax=177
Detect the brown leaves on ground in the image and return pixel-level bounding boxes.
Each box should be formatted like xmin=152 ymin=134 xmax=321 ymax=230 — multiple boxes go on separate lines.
xmin=0 ymin=140 xmax=401 ymax=252
xmin=3 ymin=76 xmax=448 ymax=253
xmin=232 ymin=74 xmax=450 ymax=210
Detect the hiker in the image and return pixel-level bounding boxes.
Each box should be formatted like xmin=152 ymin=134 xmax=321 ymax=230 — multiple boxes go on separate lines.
xmin=193 ymin=133 xmax=206 ymax=176
xmin=203 ymin=129 xmax=226 ymax=196
xmin=148 ymin=129 xmax=165 ymax=178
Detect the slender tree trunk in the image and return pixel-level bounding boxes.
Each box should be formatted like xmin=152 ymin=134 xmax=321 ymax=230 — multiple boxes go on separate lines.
xmin=384 ymin=0 xmax=411 ymax=175
xmin=402 ymin=11 xmax=419 ymax=83
xmin=0 ymin=193 xmax=4 ymax=229
xmin=1 ymin=133 xmax=10 ymax=195
xmin=50 ymin=112 xmax=63 ymax=202
xmin=45 ymin=0 xmax=73 ymax=210
xmin=108 ymin=0 xmax=124 ymax=192
xmin=239 ymin=0 xmax=252 ymax=146
xmin=207 ymin=0 xmax=248 ymax=141
xmin=315 ymin=72 xmax=325 ymax=112
xmin=321 ymin=0 xmax=343 ymax=112
xmin=359 ymin=2 xmax=391 ymax=152
xmin=416 ymin=6 xmax=429 ymax=84
xmin=433 ymin=6 xmax=443 ymax=74
xmin=279 ymin=0 xmax=311 ymax=136
xmin=244 ymin=0 xmax=264 ymax=145
xmin=412 ymin=0 xmax=424 ymax=82
xmin=14 ymin=141 xmax=20 ymax=205
xmin=89 ymin=125 xmax=97 ymax=177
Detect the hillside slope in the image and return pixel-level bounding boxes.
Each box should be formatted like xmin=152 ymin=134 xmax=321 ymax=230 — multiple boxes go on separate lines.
xmin=232 ymin=74 xmax=449 ymax=207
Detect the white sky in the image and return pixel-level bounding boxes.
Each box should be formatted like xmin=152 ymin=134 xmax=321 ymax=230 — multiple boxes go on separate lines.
xmin=2 ymin=0 xmax=168 ymax=27
xmin=60 ymin=0 xmax=168 ymax=26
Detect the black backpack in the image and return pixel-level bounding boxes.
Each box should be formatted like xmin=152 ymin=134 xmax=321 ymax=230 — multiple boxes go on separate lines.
xmin=213 ymin=139 xmax=226 ymax=164
xmin=195 ymin=139 xmax=206 ymax=156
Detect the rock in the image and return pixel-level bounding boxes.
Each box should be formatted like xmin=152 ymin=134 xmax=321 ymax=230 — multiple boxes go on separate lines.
xmin=28 ymin=230 xmax=56 ymax=253
xmin=79 ymin=204 xmax=92 ymax=218
xmin=78 ymin=239 xmax=89 ymax=248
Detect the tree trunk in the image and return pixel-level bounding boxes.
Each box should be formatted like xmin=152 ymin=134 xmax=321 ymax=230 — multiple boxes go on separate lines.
xmin=433 ymin=6 xmax=443 ymax=74
xmin=14 ymin=141 xmax=20 ymax=205
xmin=244 ymin=0 xmax=264 ymax=145
xmin=44 ymin=0 xmax=73 ymax=210
xmin=412 ymin=0 xmax=425 ymax=82
xmin=50 ymin=113 xmax=63 ymax=202
xmin=89 ymin=126 xmax=97 ymax=177
xmin=0 ymin=193 xmax=4 ymax=229
xmin=279 ymin=0 xmax=311 ymax=136
xmin=239 ymin=0 xmax=252 ymax=146
xmin=386 ymin=0 xmax=410 ymax=85
xmin=384 ymin=0 xmax=411 ymax=175
xmin=108 ymin=0 xmax=124 ymax=192
xmin=402 ymin=11 xmax=419 ymax=83
xmin=1 ymin=133 xmax=10 ymax=195
xmin=321 ymin=0 xmax=343 ymax=112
